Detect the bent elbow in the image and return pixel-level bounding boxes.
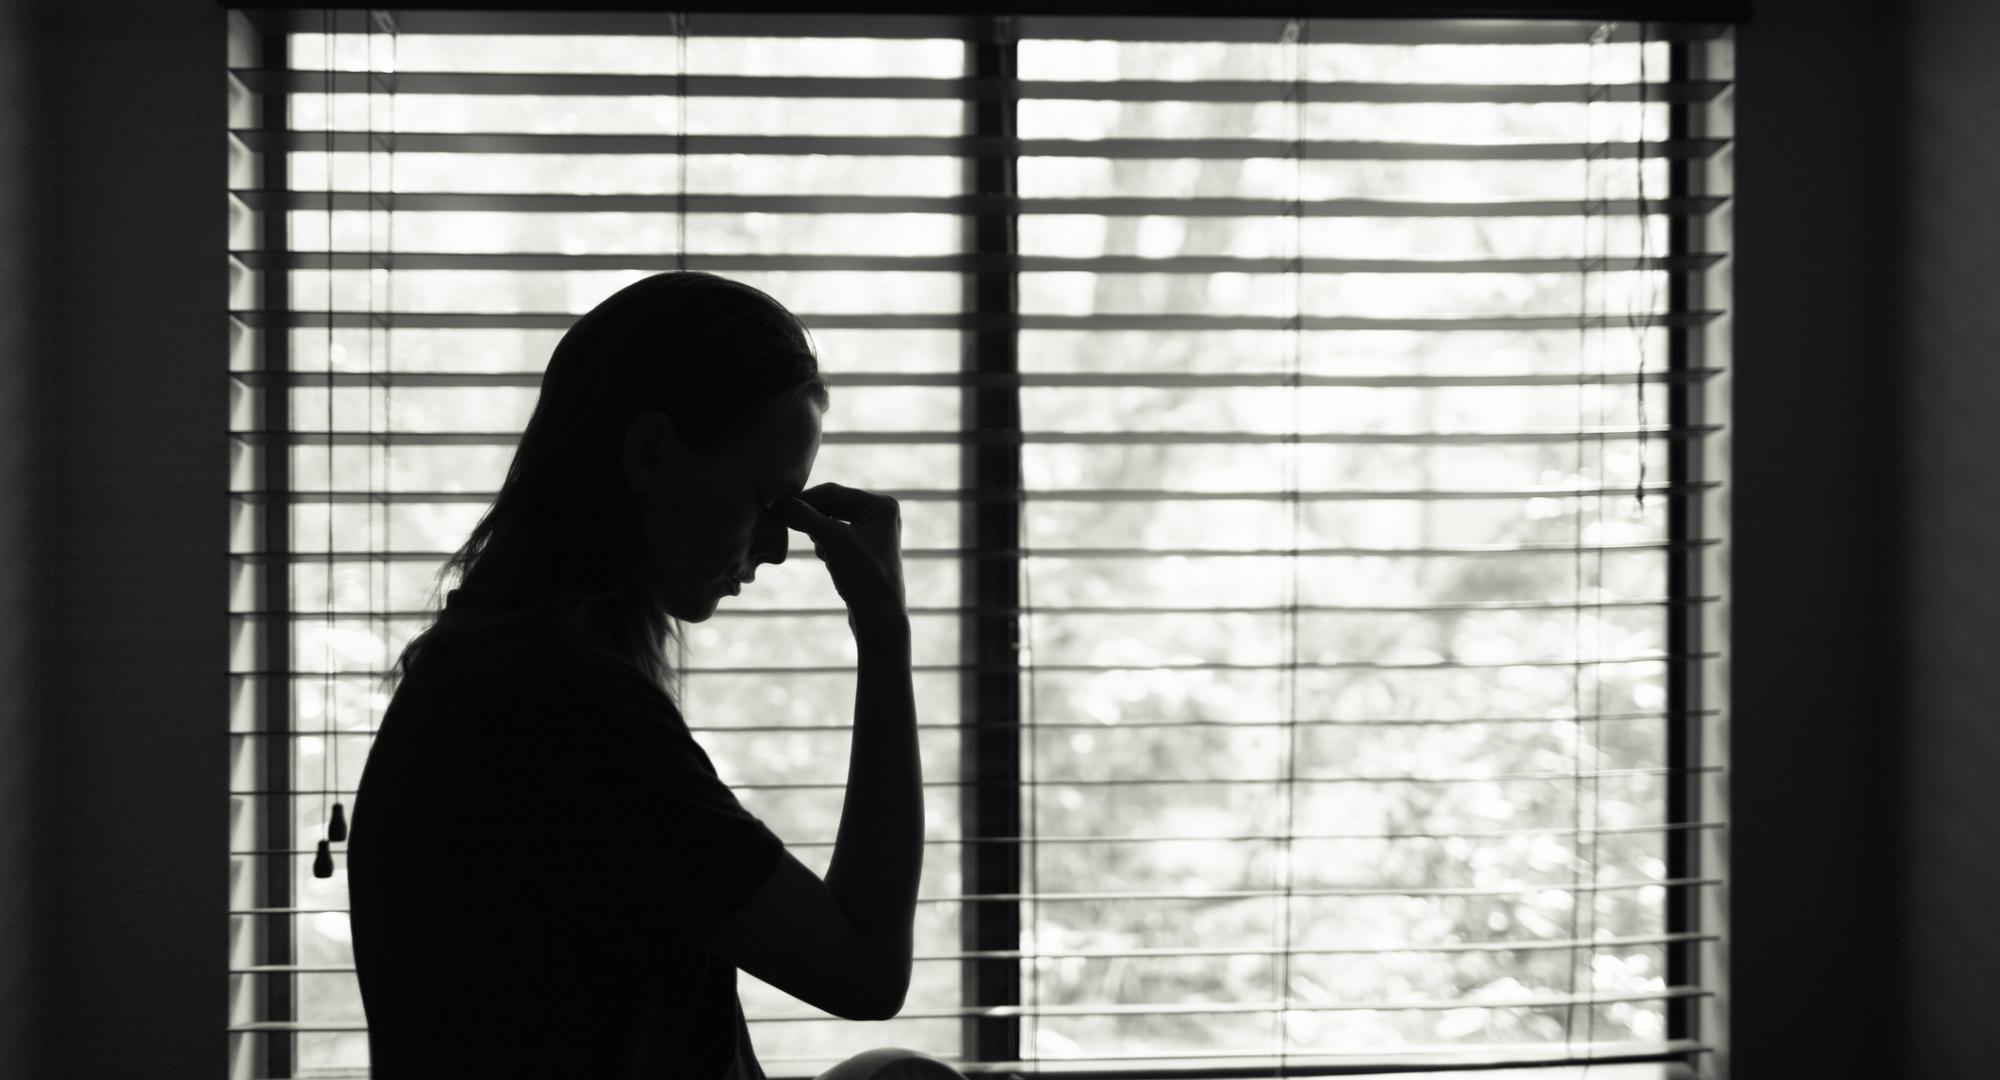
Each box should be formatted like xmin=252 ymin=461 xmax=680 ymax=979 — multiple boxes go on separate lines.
xmin=847 ymin=961 xmax=910 ymax=1022
xmin=859 ymin=993 xmax=906 ymax=1023
xmin=876 ymin=982 xmax=909 ymax=1022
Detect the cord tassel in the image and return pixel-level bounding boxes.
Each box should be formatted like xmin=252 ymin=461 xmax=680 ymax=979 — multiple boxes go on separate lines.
xmin=328 ymin=801 xmax=348 ymax=842
xmin=313 ymin=838 xmax=334 ymax=879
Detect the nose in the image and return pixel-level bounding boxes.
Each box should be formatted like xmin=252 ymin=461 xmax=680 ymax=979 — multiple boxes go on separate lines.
xmin=750 ymin=508 xmax=789 ymax=569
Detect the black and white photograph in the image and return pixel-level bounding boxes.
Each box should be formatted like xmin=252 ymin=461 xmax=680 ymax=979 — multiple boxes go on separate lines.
xmin=0 ymin=1 xmax=1993 ymax=1078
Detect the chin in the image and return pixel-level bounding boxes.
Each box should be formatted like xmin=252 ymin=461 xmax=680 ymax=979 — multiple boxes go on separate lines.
xmin=666 ymin=590 xmax=723 ymax=623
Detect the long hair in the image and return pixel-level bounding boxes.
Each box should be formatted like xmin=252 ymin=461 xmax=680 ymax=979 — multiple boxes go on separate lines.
xmin=390 ymin=271 xmax=830 ymax=705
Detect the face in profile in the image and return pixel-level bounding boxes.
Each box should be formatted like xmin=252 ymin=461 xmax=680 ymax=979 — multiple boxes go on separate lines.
xmin=622 ymin=389 xmax=824 ymax=622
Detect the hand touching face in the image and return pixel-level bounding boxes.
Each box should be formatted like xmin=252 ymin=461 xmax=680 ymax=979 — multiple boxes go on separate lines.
xmin=622 ymin=392 xmax=823 ymax=622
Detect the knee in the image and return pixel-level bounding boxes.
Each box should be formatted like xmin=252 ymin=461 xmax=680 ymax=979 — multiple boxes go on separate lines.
xmin=814 ymin=1047 xmax=966 ymax=1080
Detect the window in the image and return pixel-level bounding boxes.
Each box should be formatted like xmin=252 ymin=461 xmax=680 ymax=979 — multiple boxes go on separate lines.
xmin=226 ymin=7 xmax=1732 ymax=1077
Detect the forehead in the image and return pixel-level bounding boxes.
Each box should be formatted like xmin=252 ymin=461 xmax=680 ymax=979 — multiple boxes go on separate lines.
xmin=735 ymin=393 xmax=822 ymax=479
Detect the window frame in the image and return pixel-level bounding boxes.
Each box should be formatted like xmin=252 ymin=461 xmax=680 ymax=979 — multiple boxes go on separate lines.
xmin=961 ymin=18 xmax=1026 ymax=1065
xmin=226 ymin=7 xmax=1733 ymax=1076
xmin=252 ymin=21 xmax=300 ymax=1079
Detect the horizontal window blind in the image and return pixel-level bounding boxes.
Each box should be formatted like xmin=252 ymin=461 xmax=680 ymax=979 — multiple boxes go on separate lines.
xmin=225 ymin=7 xmax=1731 ymax=1078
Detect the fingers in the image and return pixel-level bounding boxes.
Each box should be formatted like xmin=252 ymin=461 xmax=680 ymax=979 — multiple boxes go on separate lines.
xmin=772 ymin=500 xmax=852 ymax=564
xmin=774 ymin=494 xmax=838 ymax=537
xmin=795 ymin=481 xmax=897 ymax=521
xmin=774 ymin=498 xmax=836 ymax=562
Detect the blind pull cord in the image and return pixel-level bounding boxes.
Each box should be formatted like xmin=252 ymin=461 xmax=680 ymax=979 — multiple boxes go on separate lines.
xmin=314 ymin=7 xmax=340 ymax=880
xmin=1633 ymin=20 xmax=1655 ymax=512
xmin=314 ymin=7 xmax=397 ymax=878
xmin=1565 ymin=18 xmax=1630 ymax=1070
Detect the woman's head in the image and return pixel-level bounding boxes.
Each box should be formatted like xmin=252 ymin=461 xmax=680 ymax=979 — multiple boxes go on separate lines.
xmin=397 ymin=271 xmax=828 ymax=697
xmin=620 ymin=378 xmax=822 ymax=620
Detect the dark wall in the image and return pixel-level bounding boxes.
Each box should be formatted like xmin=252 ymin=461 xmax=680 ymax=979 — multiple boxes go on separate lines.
xmin=1889 ymin=0 xmax=2000 ymax=1073
xmin=0 ymin=0 xmax=46 ymax=1074
xmin=1728 ymin=1 xmax=1900 ymax=1077
xmin=3 ymin=0 xmax=232 ymax=1077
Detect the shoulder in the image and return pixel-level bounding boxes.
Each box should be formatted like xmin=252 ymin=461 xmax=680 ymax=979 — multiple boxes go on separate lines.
xmin=401 ymin=624 xmax=683 ymax=737
xmin=542 ymin=634 xmax=682 ymax=715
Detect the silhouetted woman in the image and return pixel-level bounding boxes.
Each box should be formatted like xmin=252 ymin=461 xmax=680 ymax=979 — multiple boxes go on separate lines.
xmin=347 ymin=272 xmax=960 ymax=1080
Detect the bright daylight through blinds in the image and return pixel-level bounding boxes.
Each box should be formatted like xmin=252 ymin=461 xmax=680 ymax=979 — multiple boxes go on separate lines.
xmin=226 ymin=8 xmax=1731 ymax=1077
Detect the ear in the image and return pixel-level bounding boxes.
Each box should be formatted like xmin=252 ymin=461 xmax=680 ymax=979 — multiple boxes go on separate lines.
xmin=621 ymin=409 xmax=682 ymax=495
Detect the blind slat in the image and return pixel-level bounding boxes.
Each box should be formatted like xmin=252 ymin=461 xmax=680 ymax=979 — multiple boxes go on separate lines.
xmin=232 ymin=930 xmax=1720 ymax=972
xmin=229 ymin=878 xmax=1721 ymax=916
xmin=232 ymin=68 xmax=1728 ymax=105
xmin=228 ymin=310 xmax=1727 ymax=332
xmin=738 ymin=823 xmax=1729 ymax=848
xmin=238 ymin=765 xmax=1723 ymax=801
xmin=763 ymin=1044 xmax=1711 ymax=1073
xmin=232 ymin=250 xmax=1730 ymax=273
xmin=235 ymin=597 xmax=1721 ymax=620
xmin=760 ymin=986 xmax=1713 ymax=1022
xmin=223 ymin=828 xmax=1720 ymax=852
xmin=230 ymin=188 xmax=1730 ymax=218
xmin=225 ymin=985 xmax=1710 ymax=1030
xmin=228 ymin=651 xmax=1719 ymax=678
xmin=234 ymin=827 xmax=1726 ymax=860
xmin=232 ymin=540 xmax=1722 ymax=561
xmin=231 ymin=426 xmax=1722 ymax=448
xmin=228 ymin=708 xmax=1725 ymax=736
xmin=242 ymin=10 xmax=1735 ymax=42
xmin=226 ymin=368 xmax=1728 ymax=389
xmin=229 ymin=128 xmax=1731 ymax=160
xmin=230 ymin=481 xmax=1722 ymax=504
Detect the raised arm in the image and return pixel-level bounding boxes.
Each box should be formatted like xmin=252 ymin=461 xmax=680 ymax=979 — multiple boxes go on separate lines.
xmin=710 ymin=486 xmax=921 ymax=1021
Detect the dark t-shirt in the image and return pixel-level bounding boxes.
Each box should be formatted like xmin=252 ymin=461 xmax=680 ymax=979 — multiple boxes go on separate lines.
xmin=347 ymin=603 xmax=786 ymax=1079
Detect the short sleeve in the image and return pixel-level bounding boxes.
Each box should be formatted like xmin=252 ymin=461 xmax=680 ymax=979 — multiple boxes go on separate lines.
xmin=530 ymin=644 xmax=788 ymax=945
